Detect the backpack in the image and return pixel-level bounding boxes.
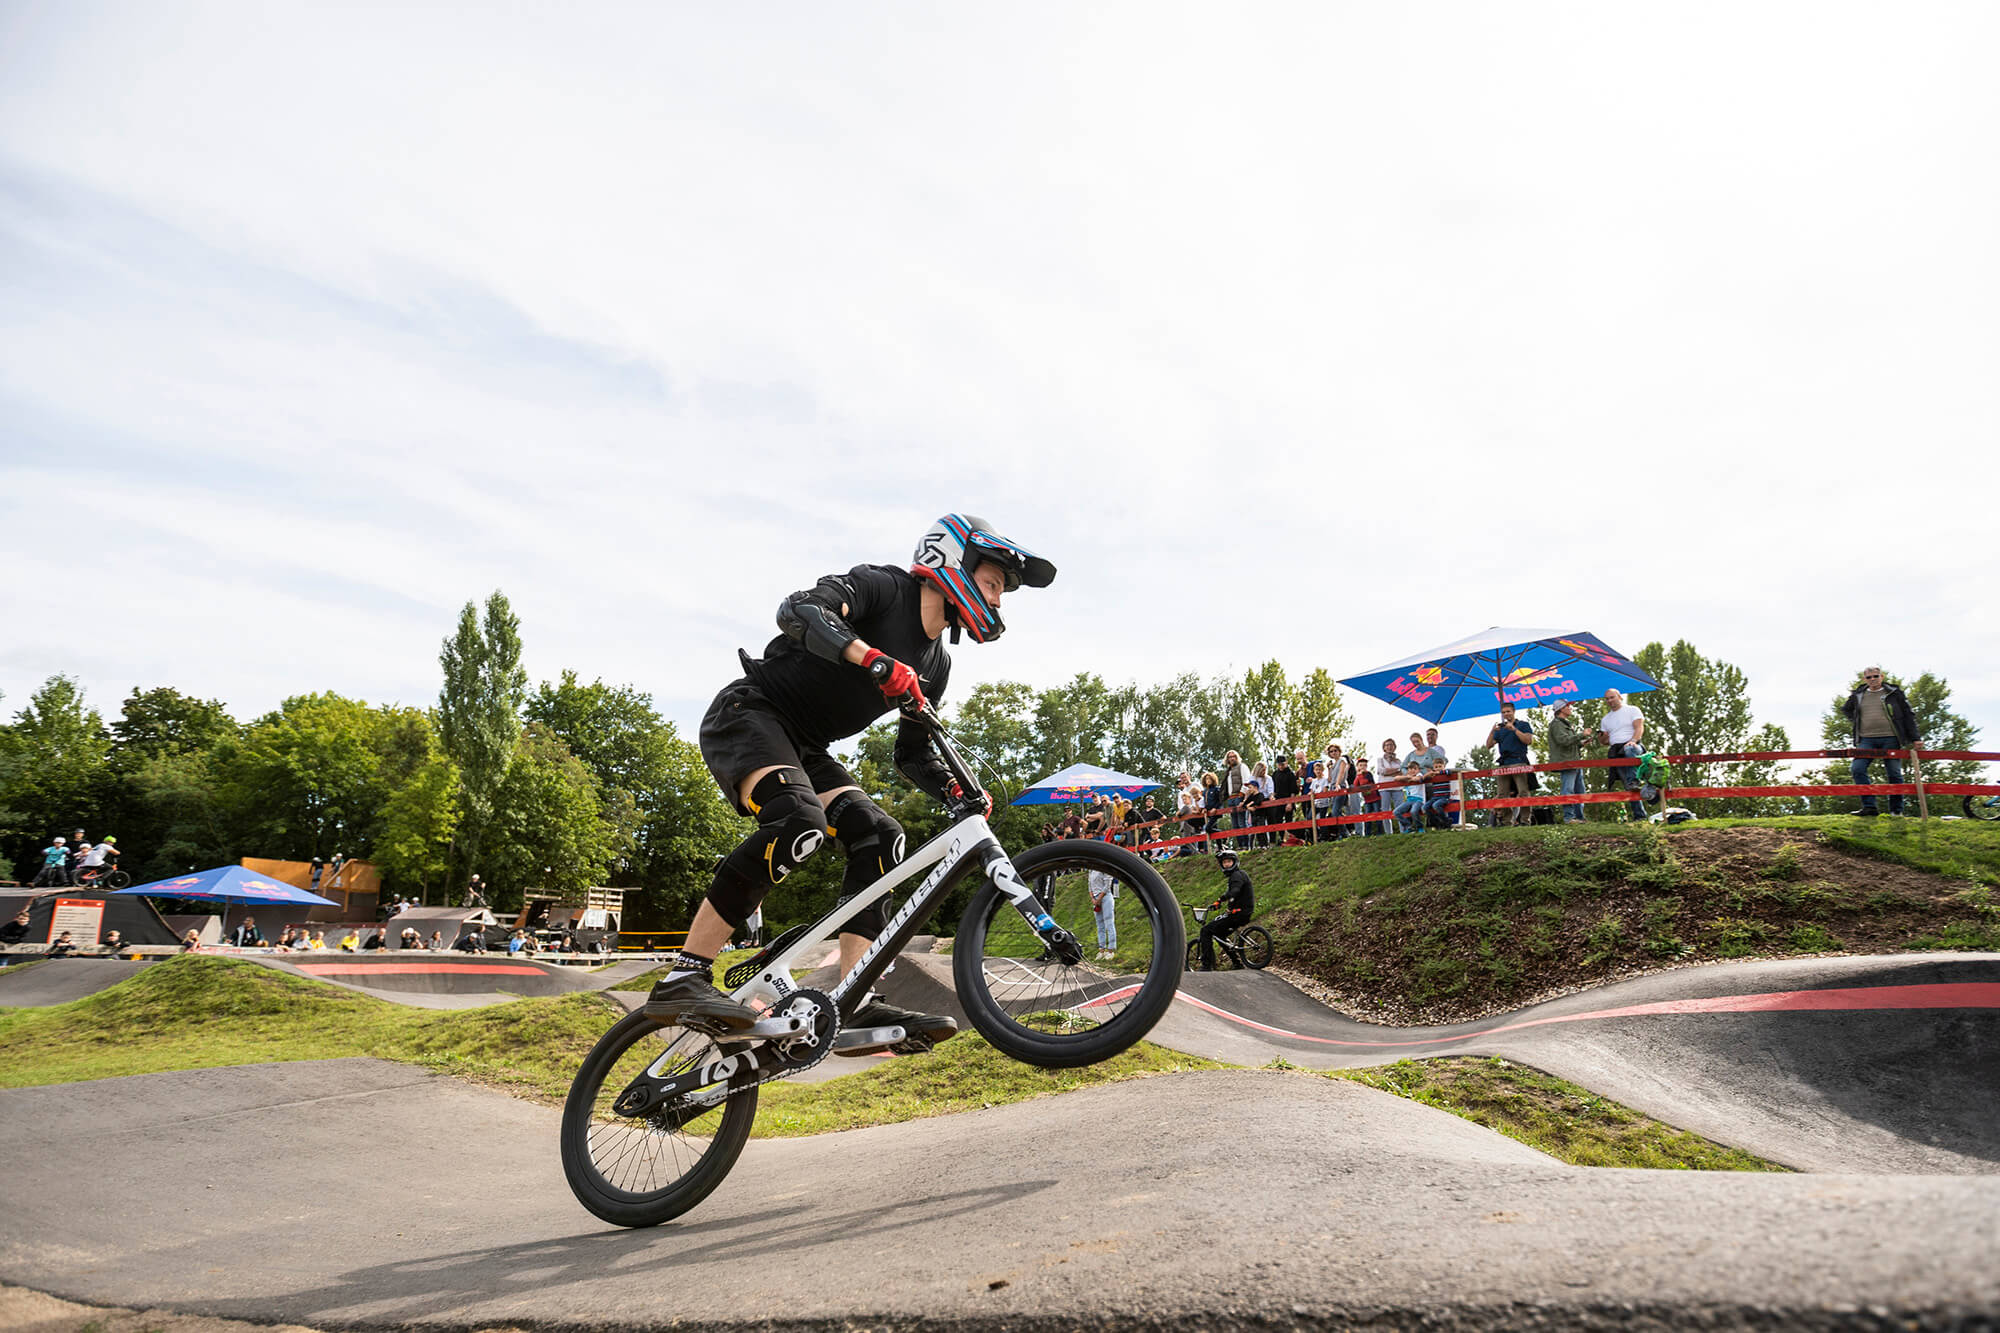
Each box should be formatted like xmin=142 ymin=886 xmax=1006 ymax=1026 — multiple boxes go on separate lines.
xmin=1635 ymin=752 xmax=1670 ymax=800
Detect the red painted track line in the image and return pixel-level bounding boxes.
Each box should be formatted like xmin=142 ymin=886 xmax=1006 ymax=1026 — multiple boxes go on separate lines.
xmin=293 ymin=962 xmax=547 ymax=977
xmin=1081 ymin=982 xmax=2000 ymax=1050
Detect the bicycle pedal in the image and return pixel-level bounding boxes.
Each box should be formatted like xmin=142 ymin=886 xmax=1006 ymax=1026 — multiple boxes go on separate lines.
xmin=832 ymin=1024 xmax=906 ymax=1056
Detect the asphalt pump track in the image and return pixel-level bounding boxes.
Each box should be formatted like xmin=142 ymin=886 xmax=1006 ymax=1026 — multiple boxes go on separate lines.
xmin=3 ymin=950 xmax=1996 ymax=1327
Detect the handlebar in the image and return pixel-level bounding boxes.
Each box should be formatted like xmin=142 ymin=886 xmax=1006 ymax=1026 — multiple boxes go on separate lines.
xmin=904 ymin=703 xmax=988 ymax=821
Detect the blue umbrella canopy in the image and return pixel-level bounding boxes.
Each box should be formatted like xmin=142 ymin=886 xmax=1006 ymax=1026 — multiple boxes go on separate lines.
xmin=1340 ymin=627 xmax=1660 ymax=724
xmin=1010 ymin=762 xmax=1161 ymax=807
xmin=113 ymin=864 xmax=339 ymax=907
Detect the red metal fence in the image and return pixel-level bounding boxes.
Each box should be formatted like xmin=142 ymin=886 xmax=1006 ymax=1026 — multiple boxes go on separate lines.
xmin=1099 ymin=748 xmax=2000 ymax=854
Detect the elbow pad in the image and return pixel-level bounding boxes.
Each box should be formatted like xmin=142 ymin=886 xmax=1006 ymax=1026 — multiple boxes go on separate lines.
xmin=777 ymin=581 xmax=858 ymax=663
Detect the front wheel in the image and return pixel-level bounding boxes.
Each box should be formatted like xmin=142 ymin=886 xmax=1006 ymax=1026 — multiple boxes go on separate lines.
xmin=1237 ymin=926 xmax=1273 ymax=969
xmin=104 ymin=869 xmax=131 ymax=889
xmin=1965 ymin=794 xmax=2000 ymax=823
xmin=953 ymin=839 xmax=1184 ymax=1069
xmin=560 ymin=1009 xmax=758 ymax=1228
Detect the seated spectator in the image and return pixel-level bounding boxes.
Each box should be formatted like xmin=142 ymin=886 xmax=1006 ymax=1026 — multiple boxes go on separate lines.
xmin=455 ymin=927 xmax=488 ymax=953
xmin=1395 ymin=740 xmax=1434 ymax=832
xmin=276 ymin=925 xmax=297 ymax=949
xmin=362 ymin=930 xmax=386 ymax=950
xmin=428 ymin=930 xmax=445 ymax=951
xmin=339 ymin=929 xmax=359 ymax=952
xmin=520 ymin=931 xmax=541 ymax=955
xmin=181 ymin=929 xmax=203 ymax=951
xmin=1082 ymin=798 xmax=1109 ymax=839
xmin=1424 ymin=763 xmax=1458 ymax=829
xmin=1057 ymin=807 xmax=1084 ymax=840
xmin=99 ymin=929 xmax=126 ymax=954
xmin=308 ymin=930 xmax=327 ymax=950
xmin=506 ymin=929 xmax=528 ymax=955
xmin=46 ymin=931 xmax=78 ymax=958
xmin=290 ymin=929 xmax=316 ymax=952
xmin=229 ymin=916 xmax=266 ymax=948
xmin=398 ymin=926 xmax=423 ymax=950
xmin=559 ymin=928 xmax=579 ymax=952
xmin=2 ymin=911 xmax=30 ymax=945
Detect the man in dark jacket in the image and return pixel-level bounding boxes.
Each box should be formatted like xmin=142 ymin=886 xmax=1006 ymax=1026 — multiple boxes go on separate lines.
xmin=1197 ymin=850 xmax=1256 ymax=971
xmin=1841 ymin=667 xmax=1921 ymax=816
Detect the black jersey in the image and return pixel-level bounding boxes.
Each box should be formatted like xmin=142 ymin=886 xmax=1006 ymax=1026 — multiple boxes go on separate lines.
xmin=743 ymin=563 xmax=952 ymax=749
xmin=1221 ymin=867 xmax=1254 ymax=916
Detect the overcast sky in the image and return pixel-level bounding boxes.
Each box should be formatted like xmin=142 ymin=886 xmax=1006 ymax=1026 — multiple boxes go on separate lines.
xmin=2 ymin=2 xmax=1994 ymax=777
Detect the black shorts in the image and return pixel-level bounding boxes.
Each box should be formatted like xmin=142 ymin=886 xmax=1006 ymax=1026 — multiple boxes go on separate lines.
xmin=700 ymin=680 xmax=858 ymax=815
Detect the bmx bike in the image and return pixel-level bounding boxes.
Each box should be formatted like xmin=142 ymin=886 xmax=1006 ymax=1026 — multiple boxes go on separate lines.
xmin=560 ymin=703 xmax=1186 ymax=1228
xmin=1184 ymin=903 xmax=1272 ymax=972
xmin=1966 ymin=792 xmax=2000 ymax=822
xmin=72 ymin=864 xmax=130 ymax=889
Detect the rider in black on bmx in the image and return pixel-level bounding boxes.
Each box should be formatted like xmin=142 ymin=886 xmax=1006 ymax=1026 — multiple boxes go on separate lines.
xmin=1195 ymin=848 xmax=1255 ymax=971
xmin=643 ymin=513 xmax=1056 ymax=1051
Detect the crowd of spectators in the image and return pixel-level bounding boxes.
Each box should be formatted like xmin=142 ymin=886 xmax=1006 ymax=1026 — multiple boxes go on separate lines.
xmin=1034 ymin=687 xmax=1669 ymax=858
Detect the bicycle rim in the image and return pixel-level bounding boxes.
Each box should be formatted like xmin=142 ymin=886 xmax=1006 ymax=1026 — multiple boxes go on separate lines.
xmin=954 ymin=840 xmax=1184 ymax=1068
xmin=560 ymin=1010 xmax=758 ymax=1227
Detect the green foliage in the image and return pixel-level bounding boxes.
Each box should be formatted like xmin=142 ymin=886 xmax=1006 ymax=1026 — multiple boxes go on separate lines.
xmin=1629 ymin=640 xmax=1798 ymax=817
xmin=437 ymin=591 xmax=528 ymax=874
xmin=0 ymin=675 xmax=116 ymax=873
xmin=107 ymin=686 xmax=237 ymax=763
xmin=479 ymin=726 xmax=615 ymax=903
xmin=1333 ymin=1057 xmax=1785 ymax=1171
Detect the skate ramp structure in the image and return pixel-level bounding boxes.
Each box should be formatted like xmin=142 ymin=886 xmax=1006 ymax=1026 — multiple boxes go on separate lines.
xmin=0 ymin=957 xmax=157 ymax=1006
xmin=252 ymin=952 xmax=604 ymax=998
xmin=1141 ymin=952 xmax=2000 ymax=1174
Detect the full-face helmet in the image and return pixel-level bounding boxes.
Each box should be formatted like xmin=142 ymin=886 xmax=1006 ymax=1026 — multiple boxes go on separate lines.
xmin=910 ymin=513 xmax=1056 ymax=643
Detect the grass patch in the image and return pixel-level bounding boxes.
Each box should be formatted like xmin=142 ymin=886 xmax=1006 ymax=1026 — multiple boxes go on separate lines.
xmin=610 ymin=949 xmax=759 ymax=992
xmin=751 ymin=1032 xmax=1222 ymax=1137
xmin=1154 ymin=815 xmax=2000 ymax=1022
xmin=1333 ymin=1057 xmax=1786 ymax=1171
xmin=0 ymin=955 xmax=624 ymax=1101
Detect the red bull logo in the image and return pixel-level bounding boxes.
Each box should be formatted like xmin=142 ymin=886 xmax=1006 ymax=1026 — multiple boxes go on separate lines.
xmin=1503 ymin=665 xmax=1564 ymax=688
xmin=1503 ymin=677 xmax=1580 ymax=704
xmin=1413 ymin=666 xmax=1445 ymax=685
xmin=1387 ymin=675 xmax=1434 ymax=703
xmin=1555 ymin=637 xmax=1621 ymax=666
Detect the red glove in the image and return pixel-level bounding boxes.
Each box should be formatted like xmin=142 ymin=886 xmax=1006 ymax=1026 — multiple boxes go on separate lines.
xmin=860 ymin=649 xmax=926 ymax=710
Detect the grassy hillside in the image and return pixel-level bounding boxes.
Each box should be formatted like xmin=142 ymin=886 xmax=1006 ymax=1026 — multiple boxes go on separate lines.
xmin=1155 ymin=816 xmax=1999 ymax=1023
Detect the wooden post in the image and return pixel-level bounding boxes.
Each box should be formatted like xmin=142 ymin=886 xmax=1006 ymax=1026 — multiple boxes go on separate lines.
xmin=1910 ymin=745 xmax=1929 ymax=822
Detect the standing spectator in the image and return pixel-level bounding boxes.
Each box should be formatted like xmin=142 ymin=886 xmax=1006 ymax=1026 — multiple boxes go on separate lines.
xmin=1057 ymin=805 xmax=1084 ymax=840
xmin=1247 ymin=761 xmax=1275 ymax=848
xmin=1200 ymin=771 xmax=1225 ymax=850
xmin=68 ymin=829 xmax=86 ymax=879
xmin=1309 ymin=758 xmax=1338 ymax=841
xmin=1396 ymin=735 xmax=1433 ymax=832
xmin=1375 ymin=741 xmax=1406 ymax=834
xmin=1270 ymin=755 xmax=1303 ymax=846
xmin=1486 ymin=703 xmax=1536 ymax=827
xmin=1321 ymin=744 xmax=1357 ymax=840
xmin=1598 ymin=688 xmax=1648 ymax=821
xmin=1175 ymin=774 xmax=1204 ymax=855
xmin=1089 ymin=866 xmax=1118 ymax=960
xmin=1354 ymin=763 xmax=1383 ymax=835
xmin=229 ymin=916 xmax=265 ymax=947
xmin=1220 ymin=750 xmax=1254 ymax=850
xmin=34 ymin=836 xmax=69 ymax=887
xmin=1424 ymin=728 xmax=1448 ymax=769
xmin=309 ymin=856 xmax=326 ymax=895
xmin=1842 ymin=667 xmax=1920 ymax=816
xmin=1548 ymin=700 xmax=1589 ymax=822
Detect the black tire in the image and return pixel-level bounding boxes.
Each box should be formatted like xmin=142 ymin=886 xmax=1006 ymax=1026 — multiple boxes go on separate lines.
xmin=560 ymin=1009 xmax=758 ymax=1228
xmin=105 ymin=869 xmax=130 ymax=889
xmin=1965 ymin=794 xmax=2000 ymax=823
xmin=953 ymin=839 xmax=1183 ymax=1069
xmin=1238 ymin=926 xmax=1273 ymax=970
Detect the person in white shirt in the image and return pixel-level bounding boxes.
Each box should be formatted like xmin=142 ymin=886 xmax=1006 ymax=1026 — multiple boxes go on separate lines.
xmin=1088 ymin=867 xmax=1118 ymax=960
xmin=1375 ymin=740 xmax=1405 ymax=834
xmin=1598 ymin=688 xmax=1649 ymax=821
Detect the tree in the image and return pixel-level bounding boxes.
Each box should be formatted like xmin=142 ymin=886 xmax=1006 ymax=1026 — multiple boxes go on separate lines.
xmin=373 ymin=747 xmax=461 ymax=905
xmin=1628 ymin=640 xmax=1798 ymax=816
xmin=524 ymin=671 xmax=744 ymax=919
xmin=0 ymin=675 xmax=116 ymax=877
xmin=437 ymin=591 xmax=527 ymax=877
xmin=479 ymin=728 xmax=615 ymax=906
xmin=1813 ymin=671 xmax=1982 ymax=808
xmin=209 ymin=693 xmax=396 ymax=860
xmin=1028 ymin=674 xmax=1118 ymax=774
xmin=108 ymin=687 xmax=237 ymax=764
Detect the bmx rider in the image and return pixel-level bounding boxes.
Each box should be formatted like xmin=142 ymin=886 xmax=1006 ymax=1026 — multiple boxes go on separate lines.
xmin=1196 ymin=848 xmax=1255 ymax=972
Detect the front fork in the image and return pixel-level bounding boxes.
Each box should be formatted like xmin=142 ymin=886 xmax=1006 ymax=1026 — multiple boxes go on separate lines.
xmin=982 ymin=846 xmax=1085 ymax=966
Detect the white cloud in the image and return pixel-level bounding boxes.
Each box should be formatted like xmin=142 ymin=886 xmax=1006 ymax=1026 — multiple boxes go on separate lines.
xmin=0 ymin=2 xmax=1994 ymax=773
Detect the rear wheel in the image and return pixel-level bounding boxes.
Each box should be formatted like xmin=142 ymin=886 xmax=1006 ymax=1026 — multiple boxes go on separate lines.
xmin=560 ymin=1010 xmax=758 ymax=1228
xmin=1238 ymin=926 xmax=1273 ymax=970
xmin=1965 ymin=794 xmax=2000 ymax=822
xmin=954 ymin=839 xmax=1183 ymax=1068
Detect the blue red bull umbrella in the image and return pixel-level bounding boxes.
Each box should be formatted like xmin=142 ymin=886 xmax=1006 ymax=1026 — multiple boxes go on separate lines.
xmin=1010 ymin=762 xmax=1160 ymax=806
xmin=114 ymin=865 xmax=338 ymax=907
xmin=1339 ymin=627 xmax=1659 ymax=724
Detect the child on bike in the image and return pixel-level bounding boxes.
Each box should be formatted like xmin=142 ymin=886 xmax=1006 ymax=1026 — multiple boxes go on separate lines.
xmin=643 ymin=514 xmax=1055 ymax=1053
xmin=1196 ymin=849 xmax=1255 ymax=971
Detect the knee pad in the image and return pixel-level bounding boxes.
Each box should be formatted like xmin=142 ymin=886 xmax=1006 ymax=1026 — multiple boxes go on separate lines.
xmin=826 ymin=792 xmax=905 ymax=937
xmin=706 ymin=769 xmax=827 ymax=927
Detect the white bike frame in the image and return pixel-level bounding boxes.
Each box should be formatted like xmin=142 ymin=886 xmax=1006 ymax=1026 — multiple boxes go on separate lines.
xmin=643 ymin=813 xmax=1059 ymax=1081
